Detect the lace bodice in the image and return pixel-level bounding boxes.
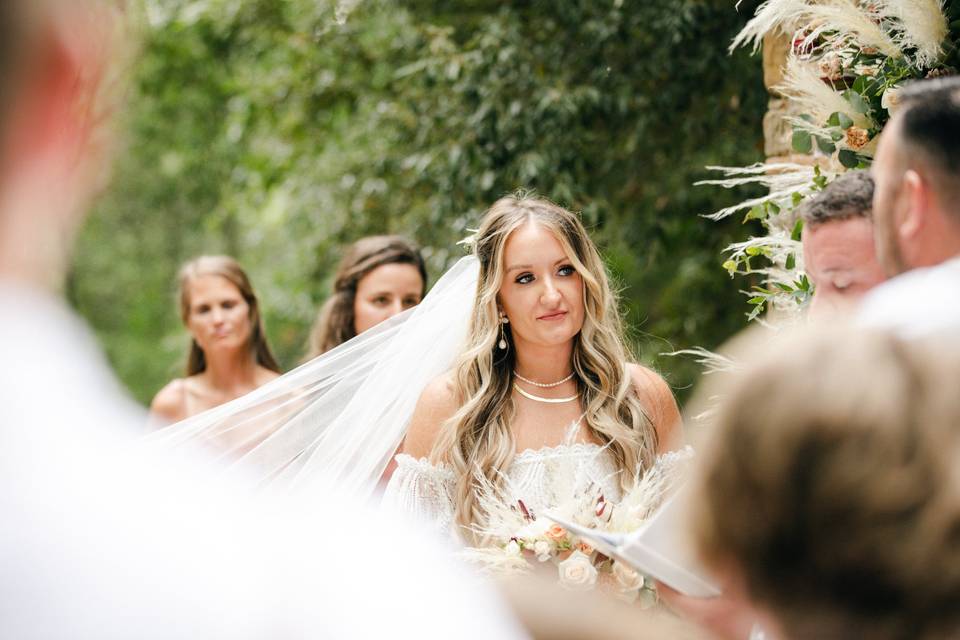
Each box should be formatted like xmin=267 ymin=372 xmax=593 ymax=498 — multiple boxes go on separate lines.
xmin=382 ymin=443 xmax=691 ymax=540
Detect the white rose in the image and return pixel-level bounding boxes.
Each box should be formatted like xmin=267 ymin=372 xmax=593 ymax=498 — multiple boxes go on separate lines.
xmin=505 ymin=540 xmax=522 ymax=557
xmin=557 ymin=551 xmax=598 ymax=591
xmin=612 ymin=562 xmax=644 ymax=592
xmin=533 ymin=539 xmax=552 ymax=562
xmin=882 ymin=86 xmax=903 ymax=115
xmin=516 ymin=517 xmax=551 ymax=539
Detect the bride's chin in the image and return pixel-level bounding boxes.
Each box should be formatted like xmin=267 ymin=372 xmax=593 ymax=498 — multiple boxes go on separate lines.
xmin=521 ymin=333 xmax=579 ymax=350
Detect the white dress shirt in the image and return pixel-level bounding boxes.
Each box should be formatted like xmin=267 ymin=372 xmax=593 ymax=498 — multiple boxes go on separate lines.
xmin=0 ymin=282 xmax=526 ymax=639
xmin=858 ymin=256 xmax=960 ymax=337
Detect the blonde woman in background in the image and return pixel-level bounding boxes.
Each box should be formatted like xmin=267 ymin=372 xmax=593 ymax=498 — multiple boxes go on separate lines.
xmin=384 ymin=194 xmax=684 ymax=540
xmin=307 ymin=235 xmax=427 ymax=358
xmin=150 ymin=255 xmax=281 ymax=424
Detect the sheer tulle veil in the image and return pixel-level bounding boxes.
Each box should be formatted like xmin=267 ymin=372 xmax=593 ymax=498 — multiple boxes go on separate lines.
xmin=146 ymin=256 xmax=479 ymax=499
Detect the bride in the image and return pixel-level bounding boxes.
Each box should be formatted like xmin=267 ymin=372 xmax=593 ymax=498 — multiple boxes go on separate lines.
xmin=150 ymin=194 xmax=685 ymax=548
xmin=383 ymin=194 xmax=684 ymax=540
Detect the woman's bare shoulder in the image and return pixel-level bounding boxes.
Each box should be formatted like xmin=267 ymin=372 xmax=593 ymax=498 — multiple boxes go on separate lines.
xmin=401 ymin=371 xmax=459 ymax=460
xmin=256 ymin=366 xmax=282 ymax=385
xmin=626 ymin=363 xmax=683 ymax=453
xmin=149 ymin=378 xmax=188 ymax=425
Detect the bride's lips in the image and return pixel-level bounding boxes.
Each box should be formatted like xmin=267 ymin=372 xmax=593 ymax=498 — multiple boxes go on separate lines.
xmin=537 ymin=310 xmax=567 ymax=321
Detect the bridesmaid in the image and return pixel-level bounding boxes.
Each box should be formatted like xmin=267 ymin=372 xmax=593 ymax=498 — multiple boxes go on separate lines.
xmin=306 ymin=235 xmax=427 ymax=358
xmin=150 ymin=255 xmax=281 ymax=424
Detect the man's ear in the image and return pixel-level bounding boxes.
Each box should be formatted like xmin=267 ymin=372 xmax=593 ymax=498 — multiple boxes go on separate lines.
xmin=897 ymin=169 xmax=929 ymax=241
xmin=2 ymin=5 xmax=115 ymax=175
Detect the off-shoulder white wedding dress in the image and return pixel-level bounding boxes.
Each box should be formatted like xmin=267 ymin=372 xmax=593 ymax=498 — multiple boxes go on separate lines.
xmin=383 ymin=439 xmax=693 ymax=540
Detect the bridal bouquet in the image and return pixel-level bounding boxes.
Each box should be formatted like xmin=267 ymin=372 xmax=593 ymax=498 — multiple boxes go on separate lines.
xmin=460 ymin=447 xmax=691 ymax=606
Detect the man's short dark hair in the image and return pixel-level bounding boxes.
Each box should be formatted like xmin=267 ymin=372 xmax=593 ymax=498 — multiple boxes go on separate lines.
xmin=799 ymin=170 xmax=874 ymax=225
xmin=897 ymin=77 xmax=960 ymax=209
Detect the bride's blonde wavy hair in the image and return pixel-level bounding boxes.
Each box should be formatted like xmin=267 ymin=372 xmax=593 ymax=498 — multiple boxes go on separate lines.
xmin=431 ymin=194 xmax=659 ymax=536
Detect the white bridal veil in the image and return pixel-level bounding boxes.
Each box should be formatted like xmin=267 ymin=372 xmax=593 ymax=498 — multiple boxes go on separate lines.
xmin=147 ymin=256 xmax=480 ymax=499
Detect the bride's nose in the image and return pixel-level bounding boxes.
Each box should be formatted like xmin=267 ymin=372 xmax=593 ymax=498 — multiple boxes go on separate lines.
xmin=540 ymin=278 xmax=562 ymax=306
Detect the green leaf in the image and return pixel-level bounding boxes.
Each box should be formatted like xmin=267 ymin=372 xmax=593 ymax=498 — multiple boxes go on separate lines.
xmin=791 ymin=219 xmax=804 ymax=242
xmin=785 ymin=253 xmax=796 ymax=270
xmin=828 ymin=126 xmax=845 ymax=142
xmin=722 ymin=260 xmax=738 ymax=275
xmin=775 ymin=282 xmax=794 ymax=293
xmin=844 ymin=89 xmax=871 ymax=114
xmin=852 ymin=76 xmax=868 ymax=93
xmin=838 ymin=149 xmax=860 ymax=169
xmin=743 ymin=205 xmax=765 ymax=222
xmin=747 ymin=296 xmax=766 ymax=305
xmin=815 ymin=137 xmax=836 ymax=154
xmin=837 ymin=112 xmax=854 ymax=129
xmin=792 ymin=129 xmax=813 ymax=154
xmin=827 ymin=112 xmax=840 ymax=127
xmin=792 ymin=192 xmax=804 ymax=207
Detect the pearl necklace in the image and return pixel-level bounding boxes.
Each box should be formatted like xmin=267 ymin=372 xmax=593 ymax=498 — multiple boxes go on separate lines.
xmin=513 ymin=383 xmax=578 ymax=404
xmin=513 ymin=370 xmax=576 ymax=388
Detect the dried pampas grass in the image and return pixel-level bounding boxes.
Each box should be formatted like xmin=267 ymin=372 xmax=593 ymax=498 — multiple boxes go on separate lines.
xmin=732 ymin=0 xmax=948 ymax=66
xmin=777 ymin=57 xmax=873 ymax=127
xmin=696 ymin=162 xmax=829 ymax=221
xmin=876 ymin=0 xmax=949 ymax=67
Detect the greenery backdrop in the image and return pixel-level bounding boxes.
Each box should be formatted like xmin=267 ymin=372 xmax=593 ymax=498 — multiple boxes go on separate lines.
xmin=70 ymin=0 xmax=766 ymax=406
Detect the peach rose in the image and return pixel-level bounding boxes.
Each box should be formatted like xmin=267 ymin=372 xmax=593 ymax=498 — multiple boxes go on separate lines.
xmin=545 ymin=524 xmax=568 ymax=543
xmin=818 ymin=53 xmax=842 ymax=81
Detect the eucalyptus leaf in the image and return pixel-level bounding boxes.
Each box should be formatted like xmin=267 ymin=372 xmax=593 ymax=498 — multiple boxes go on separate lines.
xmin=815 ymin=137 xmax=836 ymax=154
xmin=844 ymin=89 xmax=871 ymax=114
xmin=838 ymin=149 xmax=860 ymax=168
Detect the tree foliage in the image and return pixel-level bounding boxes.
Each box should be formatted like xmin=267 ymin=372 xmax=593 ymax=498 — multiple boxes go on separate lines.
xmin=71 ymin=0 xmax=767 ymax=405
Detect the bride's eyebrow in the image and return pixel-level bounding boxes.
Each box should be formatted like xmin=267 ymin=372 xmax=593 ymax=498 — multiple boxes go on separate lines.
xmin=506 ymin=257 xmax=571 ymax=273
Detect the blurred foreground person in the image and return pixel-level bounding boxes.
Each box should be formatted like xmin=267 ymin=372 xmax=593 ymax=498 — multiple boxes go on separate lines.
xmin=502 ymin=574 xmax=708 ymax=640
xmin=150 ymin=255 xmax=281 ymax=424
xmin=0 ymin=2 xmax=524 ymax=638
xmin=687 ymin=327 xmax=960 ymax=640
xmin=862 ymin=77 xmax=960 ymax=334
xmin=800 ymin=171 xmax=885 ymax=319
xmin=307 ymin=235 xmax=427 ymax=358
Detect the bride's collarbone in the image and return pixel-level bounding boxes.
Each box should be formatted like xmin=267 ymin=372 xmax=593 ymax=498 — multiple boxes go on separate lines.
xmin=510 ymin=399 xmax=593 ymax=454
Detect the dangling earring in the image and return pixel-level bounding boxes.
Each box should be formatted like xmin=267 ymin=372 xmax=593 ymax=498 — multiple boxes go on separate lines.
xmin=498 ymin=312 xmax=509 ymax=350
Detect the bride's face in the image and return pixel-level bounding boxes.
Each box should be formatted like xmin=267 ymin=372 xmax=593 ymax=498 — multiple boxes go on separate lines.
xmin=497 ymin=222 xmax=585 ymax=349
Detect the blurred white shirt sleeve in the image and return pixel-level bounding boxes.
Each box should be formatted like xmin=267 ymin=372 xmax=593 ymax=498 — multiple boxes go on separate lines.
xmin=858 ymin=256 xmax=960 ymax=337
